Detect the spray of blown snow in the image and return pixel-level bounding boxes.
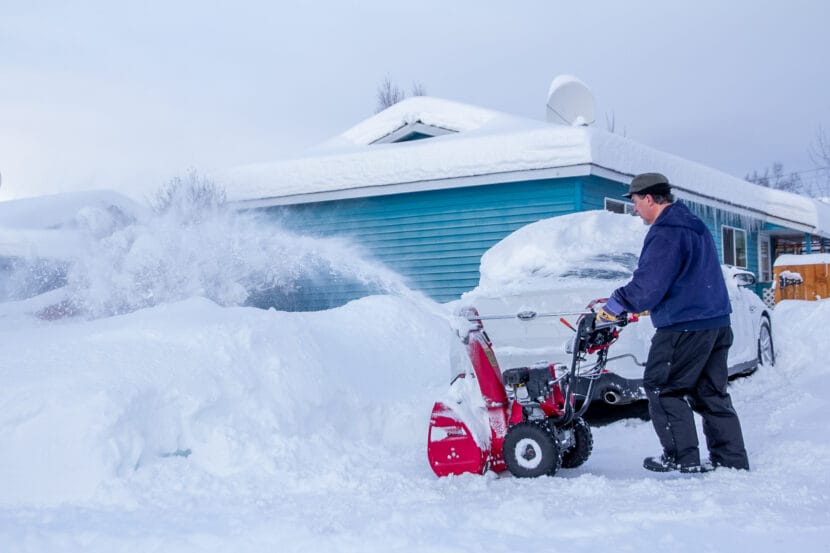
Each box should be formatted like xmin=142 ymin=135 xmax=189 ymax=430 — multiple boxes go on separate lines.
xmin=16 ymin=175 xmax=436 ymax=319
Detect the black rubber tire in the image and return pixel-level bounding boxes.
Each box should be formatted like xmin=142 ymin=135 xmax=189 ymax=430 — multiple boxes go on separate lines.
xmin=757 ymin=317 xmax=775 ymax=367
xmin=560 ymin=417 xmax=593 ymax=469
xmin=503 ymin=421 xmax=561 ymax=478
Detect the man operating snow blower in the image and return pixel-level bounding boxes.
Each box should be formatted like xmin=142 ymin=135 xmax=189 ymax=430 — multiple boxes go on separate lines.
xmin=595 ymin=172 xmax=750 ymax=473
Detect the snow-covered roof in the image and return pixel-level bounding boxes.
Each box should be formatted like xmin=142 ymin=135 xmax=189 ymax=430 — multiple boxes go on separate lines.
xmin=314 ymin=96 xmax=504 ymax=149
xmin=224 ymin=96 xmax=830 ymax=237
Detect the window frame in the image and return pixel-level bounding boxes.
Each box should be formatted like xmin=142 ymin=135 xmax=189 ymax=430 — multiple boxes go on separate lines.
xmin=757 ymin=231 xmax=771 ymax=282
xmin=604 ymin=197 xmax=635 ymax=215
xmin=721 ymin=225 xmax=748 ymax=268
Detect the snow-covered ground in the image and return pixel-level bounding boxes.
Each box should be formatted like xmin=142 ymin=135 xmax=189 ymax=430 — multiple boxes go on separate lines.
xmin=1 ymin=194 xmax=829 ymax=552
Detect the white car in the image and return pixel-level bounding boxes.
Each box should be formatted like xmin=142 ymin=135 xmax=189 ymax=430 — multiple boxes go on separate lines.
xmin=460 ymin=211 xmax=775 ymax=406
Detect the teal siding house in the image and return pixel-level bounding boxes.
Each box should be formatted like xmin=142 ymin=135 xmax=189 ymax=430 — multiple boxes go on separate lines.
xmin=226 ymin=93 xmax=830 ymax=310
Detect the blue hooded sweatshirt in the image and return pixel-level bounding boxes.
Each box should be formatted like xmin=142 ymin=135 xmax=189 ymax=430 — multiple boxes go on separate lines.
xmin=610 ymin=201 xmax=731 ymax=330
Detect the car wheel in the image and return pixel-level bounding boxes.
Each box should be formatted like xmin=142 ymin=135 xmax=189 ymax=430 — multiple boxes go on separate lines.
xmin=757 ymin=317 xmax=775 ymax=367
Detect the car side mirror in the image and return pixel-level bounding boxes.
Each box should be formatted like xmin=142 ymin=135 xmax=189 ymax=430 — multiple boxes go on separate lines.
xmin=733 ymin=272 xmax=756 ymax=287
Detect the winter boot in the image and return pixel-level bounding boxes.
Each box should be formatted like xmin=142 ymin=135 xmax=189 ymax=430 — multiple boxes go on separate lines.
xmin=643 ymin=454 xmax=712 ymax=474
xmin=643 ymin=454 xmax=678 ymax=472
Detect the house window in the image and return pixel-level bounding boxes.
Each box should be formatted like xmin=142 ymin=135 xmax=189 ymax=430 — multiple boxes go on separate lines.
xmin=605 ymin=198 xmax=635 ymax=215
xmin=722 ymin=226 xmax=747 ymax=268
xmin=758 ymin=232 xmax=771 ymax=282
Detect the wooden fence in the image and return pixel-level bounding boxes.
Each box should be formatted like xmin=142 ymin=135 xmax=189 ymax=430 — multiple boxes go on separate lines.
xmin=774 ymin=260 xmax=830 ymax=303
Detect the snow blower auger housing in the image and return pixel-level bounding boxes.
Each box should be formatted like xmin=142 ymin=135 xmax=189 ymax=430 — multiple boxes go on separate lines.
xmin=427 ymin=301 xmax=637 ymax=478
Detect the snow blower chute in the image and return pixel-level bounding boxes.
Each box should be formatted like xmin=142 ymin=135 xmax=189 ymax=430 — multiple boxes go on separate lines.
xmin=427 ymin=301 xmax=637 ymax=478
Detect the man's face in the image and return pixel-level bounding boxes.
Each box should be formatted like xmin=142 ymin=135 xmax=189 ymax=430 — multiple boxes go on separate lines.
xmin=632 ymin=194 xmax=657 ymax=224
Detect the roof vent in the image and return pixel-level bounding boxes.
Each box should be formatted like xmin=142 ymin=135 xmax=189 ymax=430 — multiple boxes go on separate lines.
xmin=546 ymin=75 xmax=595 ymax=126
xmin=371 ymin=121 xmax=455 ymax=144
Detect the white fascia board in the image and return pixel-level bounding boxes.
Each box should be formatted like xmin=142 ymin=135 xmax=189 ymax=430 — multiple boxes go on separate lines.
xmin=592 ymin=164 xmax=820 ymax=235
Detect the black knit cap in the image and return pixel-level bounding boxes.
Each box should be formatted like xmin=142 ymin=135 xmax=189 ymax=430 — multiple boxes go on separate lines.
xmin=624 ymin=172 xmax=671 ymax=198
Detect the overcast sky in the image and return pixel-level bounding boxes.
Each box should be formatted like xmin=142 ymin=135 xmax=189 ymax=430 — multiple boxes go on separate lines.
xmin=1 ymin=0 xmax=828 ymax=202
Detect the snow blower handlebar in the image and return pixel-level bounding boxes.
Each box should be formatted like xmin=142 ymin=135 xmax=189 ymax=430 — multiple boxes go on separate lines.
xmin=465 ymin=309 xmax=593 ymax=322
xmin=559 ymin=303 xmax=639 ymax=423
xmin=466 ymin=304 xmax=638 ymax=326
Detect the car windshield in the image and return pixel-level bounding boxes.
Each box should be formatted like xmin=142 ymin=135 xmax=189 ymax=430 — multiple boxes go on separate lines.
xmin=558 ymin=252 xmax=639 ymax=280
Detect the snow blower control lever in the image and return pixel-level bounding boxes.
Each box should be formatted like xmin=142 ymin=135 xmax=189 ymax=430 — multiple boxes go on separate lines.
xmin=427 ymin=299 xmax=637 ymax=478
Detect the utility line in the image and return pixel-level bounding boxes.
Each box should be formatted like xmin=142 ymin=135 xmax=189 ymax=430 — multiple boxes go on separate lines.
xmin=789 ymin=166 xmax=830 ymax=176
xmin=747 ymin=166 xmax=829 ymax=177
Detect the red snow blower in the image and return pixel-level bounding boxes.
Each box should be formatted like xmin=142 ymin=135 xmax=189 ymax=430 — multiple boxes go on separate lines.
xmin=427 ymin=300 xmax=638 ymax=478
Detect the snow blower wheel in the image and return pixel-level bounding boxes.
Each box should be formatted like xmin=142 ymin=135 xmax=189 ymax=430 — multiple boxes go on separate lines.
xmin=504 ymin=422 xmax=561 ymax=478
xmin=560 ymin=417 xmax=593 ymax=469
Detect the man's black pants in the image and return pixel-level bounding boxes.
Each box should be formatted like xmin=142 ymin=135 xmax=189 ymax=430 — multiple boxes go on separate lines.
xmin=643 ymin=326 xmax=750 ymax=470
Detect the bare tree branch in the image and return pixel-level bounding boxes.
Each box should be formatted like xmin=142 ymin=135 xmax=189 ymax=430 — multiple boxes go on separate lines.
xmin=410 ymin=82 xmax=427 ymax=97
xmin=375 ymin=76 xmax=405 ymax=113
xmin=746 ymin=163 xmax=803 ymax=195
xmin=809 ymin=124 xmax=830 ymax=197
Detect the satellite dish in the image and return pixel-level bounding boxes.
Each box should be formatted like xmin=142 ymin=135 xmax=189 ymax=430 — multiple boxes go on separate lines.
xmin=546 ymin=75 xmax=595 ymax=126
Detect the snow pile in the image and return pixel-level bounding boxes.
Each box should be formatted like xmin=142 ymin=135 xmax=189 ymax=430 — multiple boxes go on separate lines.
xmin=0 ymin=295 xmax=452 ymax=506
xmin=0 ymin=189 xmax=143 ymax=232
xmin=777 ymin=270 xmax=804 ymax=285
xmin=476 ymin=210 xmax=646 ymax=294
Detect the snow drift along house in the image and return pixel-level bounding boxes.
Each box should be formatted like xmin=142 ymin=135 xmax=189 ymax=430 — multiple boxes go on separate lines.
xmin=224 ymin=79 xmax=830 ymax=310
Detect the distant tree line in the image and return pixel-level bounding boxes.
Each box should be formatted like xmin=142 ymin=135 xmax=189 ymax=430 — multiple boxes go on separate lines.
xmin=745 ymin=162 xmax=803 ymax=194
xmin=747 ymin=126 xmax=830 ymax=199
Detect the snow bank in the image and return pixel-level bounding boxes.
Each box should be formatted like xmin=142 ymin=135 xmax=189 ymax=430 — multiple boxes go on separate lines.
xmin=0 ymin=295 xmax=452 ymax=505
xmin=0 ymin=190 xmax=144 ymax=231
xmin=1 ymin=294 xmax=829 ymax=551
